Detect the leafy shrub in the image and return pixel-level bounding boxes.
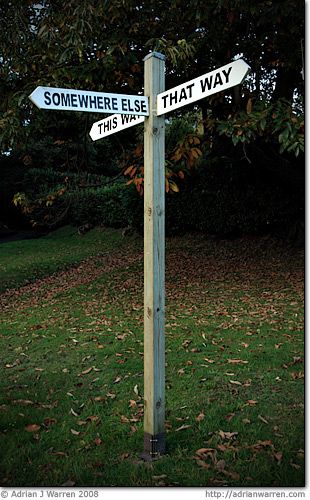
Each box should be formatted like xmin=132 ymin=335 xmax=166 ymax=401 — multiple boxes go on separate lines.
xmin=12 ymin=158 xmax=303 ymax=239
xmin=215 ymin=99 xmax=304 ymax=157
xmin=68 ymin=183 xmax=143 ymax=228
xmin=24 ymin=168 xmax=109 ymax=196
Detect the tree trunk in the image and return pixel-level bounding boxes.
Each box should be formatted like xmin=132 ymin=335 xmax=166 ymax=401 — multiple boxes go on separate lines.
xmin=273 ymin=66 xmax=297 ymax=102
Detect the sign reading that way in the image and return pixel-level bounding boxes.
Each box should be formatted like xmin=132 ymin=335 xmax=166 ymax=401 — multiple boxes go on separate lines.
xmin=89 ymin=113 xmax=145 ymax=141
xmin=156 ymin=58 xmax=250 ymax=116
xmin=29 ymin=86 xmax=149 ymax=116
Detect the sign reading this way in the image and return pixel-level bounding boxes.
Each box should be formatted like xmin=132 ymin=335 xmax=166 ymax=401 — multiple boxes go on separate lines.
xmin=29 ymin=86 xmax=149 ymax=116
xmin=156 ymin=58 xmax=250 ymax=116
xmin=89 ymin=113 xmax=145 ymax=141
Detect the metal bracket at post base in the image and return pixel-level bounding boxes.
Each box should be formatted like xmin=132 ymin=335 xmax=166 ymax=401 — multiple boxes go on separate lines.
xmin=140 ymin=432 xmax=166 ymax=461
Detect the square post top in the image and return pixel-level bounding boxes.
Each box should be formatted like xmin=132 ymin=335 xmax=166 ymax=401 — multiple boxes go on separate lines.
xmin=143 ymin=52 xmax=166 ymax=62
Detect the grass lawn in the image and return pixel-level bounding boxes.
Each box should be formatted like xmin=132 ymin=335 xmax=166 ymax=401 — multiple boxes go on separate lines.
xmin=0 ymin=226 xmax=304 ymax=487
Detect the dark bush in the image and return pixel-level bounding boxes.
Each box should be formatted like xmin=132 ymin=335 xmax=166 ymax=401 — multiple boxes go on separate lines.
xmin=24 ymin=168 xmax=109 ymax=196
xmin=12 ymin=157 xmax=303 ymax=240
xmin=68 ymin=183 xmax=143 ymax=228
xmin=62 ymin=155 xmax=303 ymax=239
xmin=165 ymin=156 xmax=304 ymax=237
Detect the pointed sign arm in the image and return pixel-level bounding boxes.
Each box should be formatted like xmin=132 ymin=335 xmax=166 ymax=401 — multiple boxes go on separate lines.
xmin=29 ymin=86 xmax=149 ymax=116
xmin=156 ymin=58 xmax=251 ymax=116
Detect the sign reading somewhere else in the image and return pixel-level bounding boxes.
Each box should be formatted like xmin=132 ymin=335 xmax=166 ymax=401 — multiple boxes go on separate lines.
xmin=89 ymin=114 xmax=145 ymax=141
xmin=157 ymin=59 xmax=250 ymax=116
xmin=29 ymin=87 xmax=149 ymax=116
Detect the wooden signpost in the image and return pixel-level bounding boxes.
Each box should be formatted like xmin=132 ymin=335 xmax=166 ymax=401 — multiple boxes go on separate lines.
xmin=141 ymin=52 xmax=166 ymax=460
xmin=29 ymin=53 xmax=250 ymax=461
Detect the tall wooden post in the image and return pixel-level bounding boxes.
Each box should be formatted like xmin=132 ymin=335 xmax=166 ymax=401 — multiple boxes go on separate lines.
xmin=142 ymin=51 xmax=166 ymax=460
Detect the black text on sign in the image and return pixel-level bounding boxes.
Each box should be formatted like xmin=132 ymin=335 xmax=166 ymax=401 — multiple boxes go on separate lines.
xmin=156 ymin=59 xmax=250 ymax=115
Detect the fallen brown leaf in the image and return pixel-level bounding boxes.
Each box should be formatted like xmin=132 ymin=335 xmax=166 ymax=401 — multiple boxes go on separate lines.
xmin=117 ymin=334 xmax=126 ymax=341
xmin=25 ymin=424 xmax=41 ymax=432
xmin=219 ymin=430 xmax=238 ymax=440
xmin=246 ymin=400 xmax=258 ymax=406
xmin=196 ymin=448 xmax=216 ymax=456
xmin=242 ymin=418 xmax=251 ymax=424
xmin=86 ymin=415 xmax=99 ymax=422
xmin=258 ymin=415 xmax=268 ymax=424
xmin=216 ymin=459 xmax=226 ymax=471
xmin=217 ymin=444 xmax=229 ymax=452
xmin=228 ymin=359 xmax=248 ymax=364
xmin=252 ymin=440 xmax=273 ymax=450
xmin=13 ymin=399 xmax=34 ymax=406
xmin=195 ymin=459 xmax=210 ymax=469
xmin=274 ymin=451 xmax=283 ymax=463
xmin=225 ymin=413 xmax=235 ymax=422
xmin=222 ymin=470 xmax=240 ymax=480
xmin=196 ymin=411 xmax=205 ymax=422
xmin=175 ymin=424 xmax=192 ymax=432
xmin=94 ymin=396 xmax=106 ymax=402
xmin=79 ymin=367 xmax=93 ymax=376
xmin=43 ymin=418 xmax=57 ymax=427
xmin=290 ymin=462 xmax=301 ymax=470
xmin=70 ymin=429 xmax=80 ymax=436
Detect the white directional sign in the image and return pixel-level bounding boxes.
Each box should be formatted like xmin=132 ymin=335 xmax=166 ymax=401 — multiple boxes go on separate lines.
xmin=157 ymin=58 xmax=250 ymax=116
xmin=89 ymin=113 xmax=145 ymax=141
xmin=29 ymin=86 xmax=149 ymax=116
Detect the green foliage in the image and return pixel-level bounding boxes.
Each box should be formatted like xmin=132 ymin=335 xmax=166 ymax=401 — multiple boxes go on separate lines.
xmin=146 ymin=38 xmax=196 ymax=66
xmin=12 ymin=169 xmax=110 ymax=229
xmin=68 ymin=183 xmax=143 ymax=228
xmin=0 ymin=0 xmax=304 ymax=154
xmin=0 ymin=1 xmax=304 ymax=234
xmin=215 ymin=100 xmax=304 ymax=157
xmin=23 ymin=168 xmax=109 ymax=194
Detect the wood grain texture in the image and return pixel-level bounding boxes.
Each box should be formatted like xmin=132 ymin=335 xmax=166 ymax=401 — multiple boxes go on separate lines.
xmin=143 ymin=52 xmax=165 ymax=439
